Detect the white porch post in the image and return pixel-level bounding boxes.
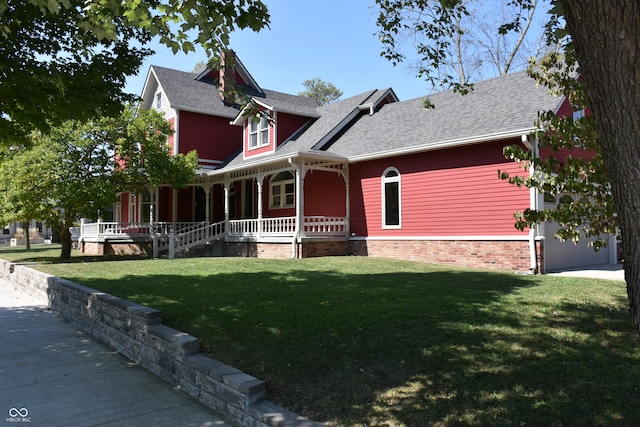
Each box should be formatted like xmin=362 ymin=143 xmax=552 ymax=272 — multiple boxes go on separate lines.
xmin=147 ymin=186 xmax=157 ymax=224
xmin=224 ymin=179 xmax=230 ymax=223
xmin=344 ymin=164 xmax=350 ymax=237
xmin=295 ymin=163 xmax=305 ymax=237
xmin=291 ymin=161 xmax=304 ymax=259
xmin=203 ymin=184 xmax=211 ymax=224
xmin=257 ymin=173 xmax=264 ymax=238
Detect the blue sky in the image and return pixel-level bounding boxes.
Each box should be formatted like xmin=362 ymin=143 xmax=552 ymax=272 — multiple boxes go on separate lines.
xmin=124 ymin=0 xmax=433 ymax=101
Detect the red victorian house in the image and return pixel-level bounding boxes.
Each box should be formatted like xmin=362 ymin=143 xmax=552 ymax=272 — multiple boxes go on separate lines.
xmin=79 ymin=52 xmax=618 ymax=273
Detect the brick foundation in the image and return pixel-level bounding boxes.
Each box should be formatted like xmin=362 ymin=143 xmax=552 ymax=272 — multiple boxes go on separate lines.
xmin=81 ymin=241 xmax=105 ymax=255
xmin=226 ymin=242 xmax=294 ymax=259
xmin=349 ymin=239 xmax=535 ymax=271
xmin=82 ymin=238 xmax=542 ymax=273
xmin=301 ymin=240 xmax=350 ymax=258
xmin=226 ymin=241 xmax=351 ymax=259
xmin=82 ymin=241 xmax=152 ymax=256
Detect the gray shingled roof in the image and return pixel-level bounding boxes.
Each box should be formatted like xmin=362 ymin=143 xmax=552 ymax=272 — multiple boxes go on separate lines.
xmin=219 ymin=89 xmax=383 ymax=169
xmin=151 ymin=66 xmax=239 ymax=118
xmin=326 ymin=71 xmax=564 ymax=160
xmin=276 ymin=89 xmax=383 ymax=155
xmin=260 ymin=89 xmax=320 ymax=116
xmin=151 ymin=66 xmax=321 ymax=119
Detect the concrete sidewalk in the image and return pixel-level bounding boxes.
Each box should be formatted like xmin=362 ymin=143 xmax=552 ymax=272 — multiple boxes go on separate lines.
xmin=0 ymin=279 xmax=235 ymax=427
xmin=546 ymin=263 xmax=625 ymax=281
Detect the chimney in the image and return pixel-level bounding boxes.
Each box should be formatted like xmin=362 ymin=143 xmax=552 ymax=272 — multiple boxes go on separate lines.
xmin=219 ymin=50 xmax=237 ymax=105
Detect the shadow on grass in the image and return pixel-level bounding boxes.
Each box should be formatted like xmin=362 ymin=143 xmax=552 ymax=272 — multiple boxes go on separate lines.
xmin=0 ymin=244 xmax=149 ymax=264
xmin=65 ymin=266 xmax=640 ymax=426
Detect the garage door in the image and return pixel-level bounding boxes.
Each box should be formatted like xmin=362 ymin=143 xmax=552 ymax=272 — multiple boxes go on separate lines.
xmin=543 ymin=221 xmax=610 ymax=272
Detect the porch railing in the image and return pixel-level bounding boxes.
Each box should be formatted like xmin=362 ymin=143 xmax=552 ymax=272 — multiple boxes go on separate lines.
xmin=81 ymin=222 xmax=200 ymax=240
xmin=302 ymin=216 xmax=348 ymax=236
xmin=80 ymin=216 xmax=348 ymax=257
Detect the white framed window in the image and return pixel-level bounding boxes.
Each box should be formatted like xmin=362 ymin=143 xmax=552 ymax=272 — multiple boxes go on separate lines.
xmin=249 ymin=115 xmax=270 ymax=149
xmin=141 ymin=188 xmax=153 ymax=222
xmin=382 ymin=167 xmax=401 ymax=228
xmin=155 ymin=93 xmax=162 ymax=109
xmin=270 ymin=171 xmax=295 ymax=209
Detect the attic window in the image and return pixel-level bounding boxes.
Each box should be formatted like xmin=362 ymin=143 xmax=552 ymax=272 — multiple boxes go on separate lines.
xmin=155 ymin=93 xmax=162 ymax=109
xmin=249 ymin=115 xmax=270 ymax=149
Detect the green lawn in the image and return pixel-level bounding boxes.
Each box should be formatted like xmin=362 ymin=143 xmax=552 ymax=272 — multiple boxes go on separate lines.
xmin=5 ymin=245 xmax=640 ymax=426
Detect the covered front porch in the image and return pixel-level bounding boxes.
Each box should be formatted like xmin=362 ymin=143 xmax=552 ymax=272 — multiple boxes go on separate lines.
xmin=80 ymin=152 xmax=351 ymax=258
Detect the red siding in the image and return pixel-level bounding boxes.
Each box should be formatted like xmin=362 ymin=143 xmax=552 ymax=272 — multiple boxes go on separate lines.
xmin=120 ymin=193 xmax=130 ymax=222
xmin=176 ymin=188 xmax=193 ymax=222
xmin=178 ymin=111 xmax=242 ymax=164
xmin=304 ymin=170 xmax=346 ymax=216
xmin=243 ymin=111 xmax=311 ymax=158
xmin=211 ymin=184 xmax=225 ymax=222
xmin=539 ymin=97 xmax=597 ymax=164
xmin=157 ymin=187 xmax=174 ymax=222
xmin=349 ymin=139 xmax=530 ymax=237
xmin=275 ymin=112 xmax=311 ymax=146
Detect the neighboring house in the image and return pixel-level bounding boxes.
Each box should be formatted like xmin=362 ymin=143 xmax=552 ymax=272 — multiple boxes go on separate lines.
xmin=79 ymin=51 xmax=618 ymax=273
xmin=2 ymin=220 xmax=54 ymax=245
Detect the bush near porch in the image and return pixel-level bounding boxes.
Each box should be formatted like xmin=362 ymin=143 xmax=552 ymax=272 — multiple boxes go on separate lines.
xmin=4 ymin=245 xmax=639 ymax=427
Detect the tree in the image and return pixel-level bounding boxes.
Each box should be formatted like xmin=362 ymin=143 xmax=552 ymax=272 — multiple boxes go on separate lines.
xmin=0 ymin=108 xmax=198 ymax=259
xmin=0 ymin=0 xmax=270 ymax=145
xmin=298 ymin=78 xmax=344 ymax=106
xmin=376 ymin=0 xmax=546 ymax=90
xmin=498 ymin=53 xmax=617 ymax=249
xmin=375 ymin=0 xmax=640 ymax=332
xmin=0 ymin=147 xmax=54 ymax=250
xmin=559 ymin=1 xmax=640 ymax=330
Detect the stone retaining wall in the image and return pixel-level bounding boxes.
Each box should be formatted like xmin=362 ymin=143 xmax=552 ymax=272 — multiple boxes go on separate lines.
xmin=0 ymin=259 xmax=322 ymax=427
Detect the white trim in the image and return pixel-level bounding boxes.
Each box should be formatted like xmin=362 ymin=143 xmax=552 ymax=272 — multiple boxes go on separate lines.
xmin=348 ymin=128 xmax=539 ymax=163
xmin=207 ymin=151 xmax=348 ymax=177
xmin=381 ymin=167 xmax=401 ymax=229
xmin=248 ymin=115 xmax=270 ymax=150
xmin=198 ymin=159 xmax=223 ymax=167
xmin=175 ymin=105 xmax=238 ymax=119
xmin=350 ymin=235 xmax=531 ymax=241
xmin=173 ymin=110 xmax=179 ymax=156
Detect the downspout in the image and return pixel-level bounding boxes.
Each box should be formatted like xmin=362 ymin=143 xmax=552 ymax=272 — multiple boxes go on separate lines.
xmin=522 ymin=134 xmax=539 ymax=274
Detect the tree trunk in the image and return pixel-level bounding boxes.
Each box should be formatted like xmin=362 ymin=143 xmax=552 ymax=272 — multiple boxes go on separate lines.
xmin=24 ymin=221 xmax=31 ymax=250
xmin=59 ymin=223 xmax=72 ymax=259
xmin=563 ymin=1 xmax=640 ymax=331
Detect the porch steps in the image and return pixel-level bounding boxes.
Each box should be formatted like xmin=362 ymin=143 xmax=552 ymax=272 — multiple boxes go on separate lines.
xmin=155 ymin=221 xmax=226 ymax=259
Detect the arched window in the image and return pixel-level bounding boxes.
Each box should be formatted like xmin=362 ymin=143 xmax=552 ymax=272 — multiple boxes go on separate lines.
xmin=382 ymin=167 xmax=401 ymax=228
xmin=270 ymin=171 xmax=295 ymax=209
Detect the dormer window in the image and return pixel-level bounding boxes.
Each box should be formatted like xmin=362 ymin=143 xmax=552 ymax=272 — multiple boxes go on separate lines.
xmin=155 ymin=93 xmax=162 ymax=109
xmin=249 ymin=115 xmax=269 ymax=149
